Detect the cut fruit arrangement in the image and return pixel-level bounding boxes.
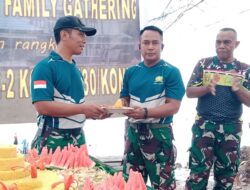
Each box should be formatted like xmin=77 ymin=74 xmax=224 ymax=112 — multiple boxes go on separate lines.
xmin=26 ymin=144 xmax=94 ymax=170
xmin=0 ymin=144 xmax=148 ymax=190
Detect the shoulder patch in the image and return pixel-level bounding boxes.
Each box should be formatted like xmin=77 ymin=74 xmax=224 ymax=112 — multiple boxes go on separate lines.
xmin=34 ymin=80 xmax=47 ymax=89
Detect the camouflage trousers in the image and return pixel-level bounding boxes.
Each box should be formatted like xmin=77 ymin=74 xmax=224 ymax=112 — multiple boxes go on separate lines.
xmin=31 ymin=125 xmax=86 ymax=154
xmin=123 ymin=123 xmax=177 ymax=190
xmin=185 ymin=116 xmax=242 ymax=190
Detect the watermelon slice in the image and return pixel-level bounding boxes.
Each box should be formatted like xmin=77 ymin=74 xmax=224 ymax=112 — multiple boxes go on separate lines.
xmin=64 ymin=150 xmax=75 ymax=169
xmin=50 ymin=146 xmax=62 ymax=166
xmin=46 ymin=148 xmax=53 ymax=165
xmin=57 ymin=147 xmax=70 ymax=168
xmin=125 ymin=169 xmax=147 ymax=190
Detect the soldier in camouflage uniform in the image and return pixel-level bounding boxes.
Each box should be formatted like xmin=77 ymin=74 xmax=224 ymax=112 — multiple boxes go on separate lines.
xmin=120 ymin=26 xmax=185 ymax=189
xmin=30 ymin=16 xmax=109 ymax=153
xmin=185 ymin=28 xmax=250 ymax=190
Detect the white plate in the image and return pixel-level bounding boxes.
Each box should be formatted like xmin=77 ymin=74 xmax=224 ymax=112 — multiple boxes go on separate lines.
xmin=105 ymin=107 xmax=134 ymax=114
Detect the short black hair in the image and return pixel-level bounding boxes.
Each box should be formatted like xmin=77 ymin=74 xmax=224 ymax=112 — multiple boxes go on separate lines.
xmin=220 ymin=27 xmax=237 ymax=33
xmin=140 ymin=25 xmax=163 ymax=37
xmin=220 ymin=27 xmax=237 ymax=39
xmin=54 ymin=29 xmax=61 ymax=44
xmin=54 ymin=28 xmax=73 ymax=44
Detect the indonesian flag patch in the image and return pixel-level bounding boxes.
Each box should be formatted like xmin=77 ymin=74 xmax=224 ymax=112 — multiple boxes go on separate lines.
xmin=34 ymin=80 xmax=47 ymax=89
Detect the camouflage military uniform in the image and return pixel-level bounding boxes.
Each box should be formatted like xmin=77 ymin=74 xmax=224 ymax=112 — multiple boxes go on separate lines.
xmin=120 ymin=59 xmax=184 ymax=189
xmin=31 ymin=125 xmax=85 ymax=153
xmin=123 ymin=123 xmax=177 ymax=190
xmin=185 ymin=56 xmax=250 ymax=190
xmin=185 ymin=116 xmax=242 ymax=190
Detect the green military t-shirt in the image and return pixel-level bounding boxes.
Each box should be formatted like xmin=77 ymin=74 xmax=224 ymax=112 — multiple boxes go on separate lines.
xmin=120 ymin=60 xmax=185 ymax=124
xmin=31 ymin=51 xmax=86 ymax=129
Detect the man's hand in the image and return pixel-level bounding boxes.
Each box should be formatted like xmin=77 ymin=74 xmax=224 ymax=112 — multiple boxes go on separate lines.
xmin=230 ymin=75 xmax=250 ymax=107
xmin=232 ymin=76 xmax=242 ymax=92
xmin=206 ymin=74 xmax=218 ymax=96
xmin=82 ymin=104 xmax=110 ymax=120
xmin=124 ymin=106 xmax=145 ymax=119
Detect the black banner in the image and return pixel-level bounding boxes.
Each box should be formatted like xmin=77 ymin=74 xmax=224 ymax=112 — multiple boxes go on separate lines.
xmin=0 ymin=0 xmax=140 ymax=123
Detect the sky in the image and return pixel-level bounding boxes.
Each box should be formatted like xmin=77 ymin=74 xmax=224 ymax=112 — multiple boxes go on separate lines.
xmin=139 ymin=0 xmax=250 ymax=164
xmin=140 ymin=0 xmax=250 ymax=76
